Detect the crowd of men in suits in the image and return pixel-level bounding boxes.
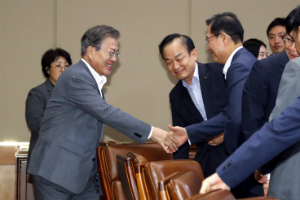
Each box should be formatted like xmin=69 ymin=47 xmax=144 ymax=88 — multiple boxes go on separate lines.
xmin=25 ymin=4 xmax=300 ymax=200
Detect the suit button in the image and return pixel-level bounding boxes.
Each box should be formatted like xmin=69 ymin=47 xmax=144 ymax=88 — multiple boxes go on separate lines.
xmin=92 ymin=158 xmax=95 ymax=161
xmin=223 ymin=166 xmax=227 ymax=170
xmin=229 ymin=160 xmax=233 ymax=164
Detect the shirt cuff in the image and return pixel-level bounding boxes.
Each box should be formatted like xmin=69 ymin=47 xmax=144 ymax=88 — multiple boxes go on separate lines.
xmin=147 ymin=126 xmax=153 ymax=139
xmin=264 ymin=173 xmax=270 ymax=180
xmin=188 ymin=139 xmax=192 ymax=145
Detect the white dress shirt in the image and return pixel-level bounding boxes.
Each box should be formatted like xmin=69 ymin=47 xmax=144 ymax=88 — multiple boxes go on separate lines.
xmin=223 ymin=46 xmax=243 ymax=79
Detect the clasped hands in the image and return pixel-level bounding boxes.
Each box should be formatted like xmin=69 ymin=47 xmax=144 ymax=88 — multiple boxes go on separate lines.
xmin=150 ymin=126 xmax=189 ymax=154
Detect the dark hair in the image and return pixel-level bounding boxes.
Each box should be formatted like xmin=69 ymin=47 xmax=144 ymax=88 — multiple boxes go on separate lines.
xmin=81 ymin=25 xmax=120 ymax=56
xmin=286 ymin=6 xmax=300 ymax=34
xmin=158 ymin=34 xmax=195 ymax=59
xmin=206 ymin=12 xmax=244 ymax=44
xmin=41 ymin=48 xmax=72 ymax=78
xmin=243 ymin=39 xmax=266 ymax=58
xmin=266 ymin=18 xmax=286 ymax=36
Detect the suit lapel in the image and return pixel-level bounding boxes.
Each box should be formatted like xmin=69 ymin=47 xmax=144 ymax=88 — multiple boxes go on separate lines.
xmin=45 ymin=78 xmax=54 ymax=97
xmin=280 ymin=51 xmax=289 ymax=68
xmin=198 ymin=63 xmax=210 ymax=118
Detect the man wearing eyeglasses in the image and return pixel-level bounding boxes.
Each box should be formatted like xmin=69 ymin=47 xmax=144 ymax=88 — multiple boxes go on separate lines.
xmin=241 ymin=32 xmax=291 ymax=197
xmin=169 ymin=12 xmax=262 ymax=197
xmin=266 ymin=30 xmax=300 ymax=199
xmin=26 ymin=25 xmax=179 ymax=200
xmin=199 ymin=6 xmax=300 ymax=200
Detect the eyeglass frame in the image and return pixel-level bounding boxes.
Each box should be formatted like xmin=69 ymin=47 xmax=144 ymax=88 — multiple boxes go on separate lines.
xmin=282 ymin=34 xmax=295 ymax=46
xmin=93 ymin=46 xmax=121 ymax=59
xmin=205 ymin=33 xmax=222 ymax=45
xmin=51 ymin=65 xmax=69 ymax=70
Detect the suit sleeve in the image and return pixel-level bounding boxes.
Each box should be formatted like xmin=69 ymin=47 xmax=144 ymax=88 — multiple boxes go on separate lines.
xmin=217 ymin=96 xmax=300 ymax=188
xmin=242 ymin=61 xmax=268 ymax=141
xmin=25 ymin=88 xmax=46 ymax=131
xmin=66 ymin=73 xmax=152 ymax=143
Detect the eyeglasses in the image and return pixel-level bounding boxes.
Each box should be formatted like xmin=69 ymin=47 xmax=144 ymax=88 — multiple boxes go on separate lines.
xmin=282 ymin=35 xmax=295 ymax=47
xmin=53 ymin=65 xmax=69 ymax=70
xmin=94 ymin=46 xmax=121 ymax=59
xmin=205 ymin=33 xmax=221 ymax=45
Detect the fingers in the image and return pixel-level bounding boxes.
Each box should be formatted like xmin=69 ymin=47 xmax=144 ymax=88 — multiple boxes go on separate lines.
xmin=168 ymin=124 xmax=176 ymax=131
xmin=199 ymin=173 xmax=230 ymax=194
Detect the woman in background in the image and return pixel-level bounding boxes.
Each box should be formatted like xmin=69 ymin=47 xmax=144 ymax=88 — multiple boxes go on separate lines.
xmin=25 ymin=48 xmax=72 ymax=166
xmin=244 ymin=38 xmax=268 ymax=60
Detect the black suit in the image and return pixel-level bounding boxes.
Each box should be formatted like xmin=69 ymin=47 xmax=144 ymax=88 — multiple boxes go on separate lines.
xmin=25 ymin=78 xmax=54 ymax=167
xmin=242 ymin=51 xmax=289 ymax=141
xmin=170 ymin=62 xmax=227 ymax=177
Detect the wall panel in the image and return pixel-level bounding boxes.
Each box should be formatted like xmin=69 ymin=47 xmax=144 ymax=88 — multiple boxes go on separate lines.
xmin=0 ymin=0 xmax=55 ymax=141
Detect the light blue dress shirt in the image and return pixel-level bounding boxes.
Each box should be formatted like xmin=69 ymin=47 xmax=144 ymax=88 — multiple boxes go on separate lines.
xmin=182 ymin=63 xmax=207 ymax=121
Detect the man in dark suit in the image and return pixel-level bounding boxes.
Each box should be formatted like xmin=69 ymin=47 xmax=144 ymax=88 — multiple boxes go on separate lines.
xmin=170 ymin=12 xmax=263 ymax=197
xmin=200 ymin=5 xmax=300 ymax=196
xmin=27 ymin=25 xmax=178 ymax=200
xmin=242 ymin=51 xmax=289 ymax=142
xmin=158 ymin=34 xmax=227 ymax=177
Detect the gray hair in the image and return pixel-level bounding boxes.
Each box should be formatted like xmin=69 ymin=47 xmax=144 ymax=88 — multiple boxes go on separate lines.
xmin=81 ymin=25 xmax=120 ymax=56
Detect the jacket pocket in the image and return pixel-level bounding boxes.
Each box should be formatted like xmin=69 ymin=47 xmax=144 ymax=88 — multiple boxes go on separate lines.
xmin=59 ymin=138 xmax=85 ymax=157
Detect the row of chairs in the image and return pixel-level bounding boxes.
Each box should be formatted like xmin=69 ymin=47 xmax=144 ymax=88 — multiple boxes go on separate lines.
xmin=96 ymin=142 xmax=279 ymax=200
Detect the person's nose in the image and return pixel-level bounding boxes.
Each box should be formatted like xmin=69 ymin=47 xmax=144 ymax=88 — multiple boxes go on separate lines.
xmin=110 ymin=55 xmax=117 ymax=62
xmin=274 ymin=36 xmax=281 ymax=44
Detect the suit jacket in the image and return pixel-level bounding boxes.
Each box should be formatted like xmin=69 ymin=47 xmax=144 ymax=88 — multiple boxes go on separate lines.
xmin=268 ymin=57 xmax=300 ymax=200
xmin=217 ymin=95 xmax=300 ymax=189
xmin=242 ymin=51 xmax=289 ymax=141
xmin=170 ymin=62 xmax=228 ymax=177
xmin=185 ymin=48 xmax=257 ymax=155
xmin=25 ymin=78 xmax=54 ymax=167
xmin=27 ymin=60 xmax=151 ymax=194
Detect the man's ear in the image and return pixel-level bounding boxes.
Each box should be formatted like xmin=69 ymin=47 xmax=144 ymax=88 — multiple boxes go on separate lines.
xmin=86 ymin=46 xmax=94 ymax=59
xmin=191 ymin=48 xmax=198 ymax=61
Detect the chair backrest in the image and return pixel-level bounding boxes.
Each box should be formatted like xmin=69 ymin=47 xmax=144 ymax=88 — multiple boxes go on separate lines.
xmin=117 ymin=144 xmax=174 ymax=200
xmin=98 ymin=142 xmax=173 ymax=200
xmin=143 ymin=160 xmax=204 ymax=200
xmin=165 ymin=171 xmax=203 ymax=200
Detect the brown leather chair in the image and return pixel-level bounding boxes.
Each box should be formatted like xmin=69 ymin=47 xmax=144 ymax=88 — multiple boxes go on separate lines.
xmin=143 ymin=160 xmax=204 ymax=200
xmin=163 ymin=171 xmax=202 ymax=200
xmin=117 ymin=146 xmax=174 ymax=200
xmin=186 ymin=190 xmax=279 ymax=200
xmin=97 ymin=142 xmax=173 ymax=200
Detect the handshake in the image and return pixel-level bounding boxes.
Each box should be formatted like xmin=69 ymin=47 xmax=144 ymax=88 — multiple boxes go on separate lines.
xmin=150 ymin=125 xmax=190 ymax=154
xmin=151 ymin=125 xmax=224 ymax=154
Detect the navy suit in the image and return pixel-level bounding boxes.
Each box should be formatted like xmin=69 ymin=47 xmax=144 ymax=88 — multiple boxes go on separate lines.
xmin=217 ymin=96 xmax=300 ymax=188
xmin=242 ymin=51 xmax=289 ymax=141
xmin=25 ymin=78 xmax=54 ymax=167
xmin=170 ymin=62 xmax=227 ymax=177
xmin=185 ymin=48 xmax=256 ymax=155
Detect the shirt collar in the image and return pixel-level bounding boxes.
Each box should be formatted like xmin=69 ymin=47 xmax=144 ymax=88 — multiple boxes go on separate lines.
xmin=223 ymin=46 xmax=243 ymax=79
xmin=182 ymin=63 xmax=199 ymax=88
xmin=81 ymin=58 xmax=107 ymax=90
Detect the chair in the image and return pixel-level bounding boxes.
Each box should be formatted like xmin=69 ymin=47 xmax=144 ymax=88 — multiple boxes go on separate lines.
xmin=143 ymin=160 xmax=204 ymax=200
xmin=97 ymin=142 xmax=173 ymax=200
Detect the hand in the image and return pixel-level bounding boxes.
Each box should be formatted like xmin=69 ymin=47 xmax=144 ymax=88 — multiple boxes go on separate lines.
xmin=207 ymin=133 xmax=224 ymax=146
xmin=168 ymin=125 xmax=189 ymax=147
xmin=254 ymin=170 xmax=268 ymax=184
xmin=200 ymin=173 xmax=230 ymax=194
xmin=263 ymin=180 xmax=270 ymax=197
xmin=151 ymin=127 xmax=179 ymax=154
